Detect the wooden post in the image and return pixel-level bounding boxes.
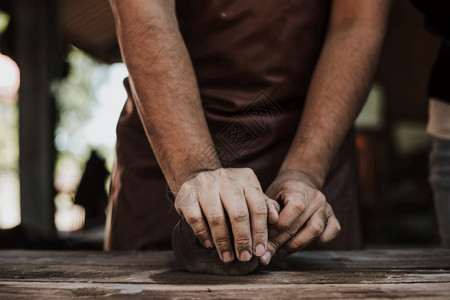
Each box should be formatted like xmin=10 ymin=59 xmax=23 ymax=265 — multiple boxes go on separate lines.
xmin=13 ymin=0 xmax=60 ymax=242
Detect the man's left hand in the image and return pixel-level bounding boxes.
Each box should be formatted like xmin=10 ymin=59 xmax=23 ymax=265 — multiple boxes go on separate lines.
xmin=259 ymin=170 xmax=341 ymax=265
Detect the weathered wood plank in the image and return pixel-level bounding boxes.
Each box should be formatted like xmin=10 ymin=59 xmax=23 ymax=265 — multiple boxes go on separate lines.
xmin=0 ymin=250 xmax=179 ymax=267
xmin=0 ymin=281 xmax=449 ymax=299
xmin=0 ymin=249 xmax=449 ymax=299
xmin=1 ymin=249 xmax=449 ymax=269
xmin=1 ymin=264 xmax=449 ymax=285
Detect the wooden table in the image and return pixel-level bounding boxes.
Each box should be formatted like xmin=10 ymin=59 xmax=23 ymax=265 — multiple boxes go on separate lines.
xmin=0 ymin=249 xmax=449 ymax=299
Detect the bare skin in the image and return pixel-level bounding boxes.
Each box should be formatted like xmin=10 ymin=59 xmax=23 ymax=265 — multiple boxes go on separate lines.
xmin=110 ymin=0 xmax=273 ymax=264
xmin=172 ymin=195 xmax=279 ymax=275
xmin=261 ymin=0 xmax=392 ymax=264
xmin=110 ymin=0 xmax=391 ymax=272
xmin=174 ymin=169 xmax=280 ymax=263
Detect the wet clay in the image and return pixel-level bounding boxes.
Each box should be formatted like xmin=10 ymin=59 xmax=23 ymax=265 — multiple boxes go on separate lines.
xmin=172 ymin=217 xmax=259 ymax=275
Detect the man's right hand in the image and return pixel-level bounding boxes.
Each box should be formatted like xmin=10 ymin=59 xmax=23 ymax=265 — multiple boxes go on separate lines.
xmin=174 ymin=168 xmax=279 ymax=263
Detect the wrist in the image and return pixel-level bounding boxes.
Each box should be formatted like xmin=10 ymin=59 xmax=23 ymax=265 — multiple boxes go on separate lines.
xmin=171 ymin=163 xmax=221 ymax=194
xmin=279 ymin=145 xmax=332 ymax=188
xmin=276 ymin=168 xmax=323 ymax=189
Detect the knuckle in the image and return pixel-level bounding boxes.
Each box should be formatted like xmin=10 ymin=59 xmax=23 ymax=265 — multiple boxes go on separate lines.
xmin=214 ymin=237 xmax=230 ymax=248
xmin=283 ymin=194 xmax=306 ymax=214
xmin=198 ymin=171 xmax=214 ymax=183
xmin=334 ymin=222 xmax=342 ymax=235
xmin=281 ymin=194 xmax=293 ymax=204
xmin=196 ymin=171 xmax=206 ymax=181
xmin=287 ymin=239 xmax=302 ymax=250
xmin=193 ymin=228 xmax=210 ymax=239
xmin=185 ymin=215 xmax=204 ymax=226
xmin=314 ymin=191 xmax=326 ymax=203
xmin=208 ymin=214 xmax=225 ymax=227
xmin=234 ymin=237 xmax=251 ymax=248
xmin=293 ymin=200 xmax=306 ymax=214
xmin=252 ymin=228 xmax=266 ymax=240
xmin=242 ymin=167 xmax=256 ymax=180
xmin=231 ymin=210 xmax=249 ymax=223
xmin=269 ymin=239 xmax=281 ymax=251
xmin=309 ymin=222 xmax=324 ymax=237
xmin=276 ymin=219 xmax=290 ymax=230
xmin=278 ymin=221 xmax=297 ymax=238
xmin=253 ymin=205 xmax=268 ymax=217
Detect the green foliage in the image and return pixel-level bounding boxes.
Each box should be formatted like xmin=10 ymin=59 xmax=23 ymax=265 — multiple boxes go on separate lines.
xmin=54 ymin=49 xmax=108 ymax=165
xmin=53 ymin=48 xmax=112 ymax=201
xmin=0 ymin=11 xmax=9 ymax=34
xmin=55 ymin=50 xmax=98 ymax=136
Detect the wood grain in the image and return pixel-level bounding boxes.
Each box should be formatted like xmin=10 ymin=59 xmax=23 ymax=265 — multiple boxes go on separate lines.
xmin=0 ymin=249 xmax=449 ymax=299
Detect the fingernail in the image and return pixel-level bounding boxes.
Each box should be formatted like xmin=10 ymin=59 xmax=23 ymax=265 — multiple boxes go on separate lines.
xmin=255 ymin=244 xmax=265 ymax=256
xmin=240 ymin=250 xmax=252 ymax=262
xmin=222 ymin=251 xmax=233 ymax=263
xmin=278 ymin=248 xmax=288 ymax=256
xmin=269 ymin=228 xmax=278 ymax=238
xmin=261 ymin=251 xmax=271 ymax=265
xmin=204 ymin=239 xmax=213 ymax=249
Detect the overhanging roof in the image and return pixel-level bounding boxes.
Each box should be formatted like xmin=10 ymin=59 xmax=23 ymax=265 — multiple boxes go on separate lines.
xmin=60 ymin=0 xmax=121 ymax=64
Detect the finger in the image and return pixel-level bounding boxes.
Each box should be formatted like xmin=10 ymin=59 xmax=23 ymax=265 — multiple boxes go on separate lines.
xmin=175 ymin=183 xmax=214 ymax=249
xmin=221 ymin=187 xmax=253 ymax=262
xmin=266 ymin=197 xmax=280 ymax=225
xmin=244 ymin=185 xmax=268 ymax=257
xmin=273 ymin=191 xmax=307 ymax=235
xmin=260 ymin=216 xmax=306 ymax=265
xmin=272 ymin=190 xmax=326 ymax=237
xmin=261 ymin=215 xmax=305 ymax=265
xmin=181 ymin=206 xmax=214 ymax=249
xmin=316 ymin=212 xmax=341 ymax=244
xmin=200 ymin=188 xmax=234 ymax=263
xmin=259 ymin=237 xmax=280 ymax=265
xmin=262 ymin=194 xmax=323 ymax=265
xmin=277 ymin=209 xmax=327 ymax=256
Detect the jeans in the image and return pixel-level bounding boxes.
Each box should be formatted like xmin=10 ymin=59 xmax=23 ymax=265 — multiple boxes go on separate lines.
xmin=429 ymin=136 xmax=450 ymax=247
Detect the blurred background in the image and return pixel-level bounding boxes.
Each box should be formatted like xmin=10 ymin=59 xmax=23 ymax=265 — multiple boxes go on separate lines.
xmin=0 ymin=0 xmax=442 ymax=249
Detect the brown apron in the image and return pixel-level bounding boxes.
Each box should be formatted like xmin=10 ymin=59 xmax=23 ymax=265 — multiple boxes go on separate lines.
xmin=105 ymin=0 xmax=362 ymax=251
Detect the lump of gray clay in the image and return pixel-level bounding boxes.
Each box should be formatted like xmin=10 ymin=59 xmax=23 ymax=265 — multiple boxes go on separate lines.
xmin=172 ymin=217 xmax=259 ymax=275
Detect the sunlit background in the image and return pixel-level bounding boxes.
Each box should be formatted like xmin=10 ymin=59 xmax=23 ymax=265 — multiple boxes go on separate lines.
xmin=0 ymin=10 xmax=128 ymax=234
xmin=53 ymin=51 xmax=127 ymax=233
xmin=0 ymin=10 xmax=19 ymax=229
xmin=0 ymin=0 xmax=440 ymax=249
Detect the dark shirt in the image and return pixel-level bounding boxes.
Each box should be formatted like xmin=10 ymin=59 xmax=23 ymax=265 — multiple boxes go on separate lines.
xmin=410 ymin=0 xmax=450 ymax=103
xmin=106 ymin=0 xmax=362 ymax=251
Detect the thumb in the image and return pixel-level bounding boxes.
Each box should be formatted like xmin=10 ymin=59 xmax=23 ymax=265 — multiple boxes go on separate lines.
xmin=265 ymin=196 xmax=280 ymax=225
xmin=259 ymin=237 xmax=280 ymax=265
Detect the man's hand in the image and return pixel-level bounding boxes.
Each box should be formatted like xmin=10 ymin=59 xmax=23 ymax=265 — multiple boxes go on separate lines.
xmin=259 ymin=170 xmax=341 ymax=265
xmin=257 ymin=0 xmax=391 ymax=264
xmin=175 ymin=168 xmax=279 ymax=263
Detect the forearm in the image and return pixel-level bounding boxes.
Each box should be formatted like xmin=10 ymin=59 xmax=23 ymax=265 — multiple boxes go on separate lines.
xmin=279 ymin=1 xmax=391 ymax=187
xmin=110 ymin=0 xmax=219 ymax=192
